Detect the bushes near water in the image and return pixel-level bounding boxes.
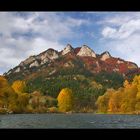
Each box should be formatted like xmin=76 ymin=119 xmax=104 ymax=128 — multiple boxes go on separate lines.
xmin=96 ymin=75 xmax=140 ymax=114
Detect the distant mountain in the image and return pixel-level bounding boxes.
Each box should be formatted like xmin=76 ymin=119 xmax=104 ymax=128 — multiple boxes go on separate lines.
xmin=4 ymin=44 xmax=140 ymax=82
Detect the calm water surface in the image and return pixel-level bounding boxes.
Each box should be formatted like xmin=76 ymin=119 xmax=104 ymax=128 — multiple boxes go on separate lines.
xmin=0 ymin=113 xmax=140 ymax=128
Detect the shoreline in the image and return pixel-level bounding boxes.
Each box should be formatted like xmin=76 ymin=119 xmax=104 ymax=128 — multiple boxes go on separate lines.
xmin=0 ymin=112 xmax=139 ymax=115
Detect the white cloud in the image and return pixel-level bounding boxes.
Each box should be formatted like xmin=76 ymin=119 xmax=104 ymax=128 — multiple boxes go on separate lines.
xmin=0 ymin=12 xmax=89 ymax=74
xmin=102 ymin=27 xmax=117 ymax=38
xmin=98 ymin=12 xmax=140 ymax=26
xmin=108 ymin=34 xmax=140 ymax=66
xmin=100 ymin=13 xmax=140 ymax=67
xmin=102 ymin=19 xmax=140 ymax=39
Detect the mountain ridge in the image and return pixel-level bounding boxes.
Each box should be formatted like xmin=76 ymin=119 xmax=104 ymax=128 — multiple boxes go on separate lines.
xmin=4 ymin=44 xmax=140 ymax=82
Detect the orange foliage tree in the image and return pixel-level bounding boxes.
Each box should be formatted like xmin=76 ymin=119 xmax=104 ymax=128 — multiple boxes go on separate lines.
xmin=96 ymin=75 xmax=140 ymax=114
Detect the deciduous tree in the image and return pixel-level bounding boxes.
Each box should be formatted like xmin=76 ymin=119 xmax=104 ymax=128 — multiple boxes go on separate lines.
xmin=57 ymin=88 xmax=74 ymax=112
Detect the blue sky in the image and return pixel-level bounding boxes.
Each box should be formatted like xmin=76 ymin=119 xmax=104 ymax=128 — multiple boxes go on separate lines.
xmin=1 ymin=12 xmax=140 ymax=74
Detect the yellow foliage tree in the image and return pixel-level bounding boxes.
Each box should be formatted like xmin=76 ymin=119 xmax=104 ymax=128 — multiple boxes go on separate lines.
xmin=108 ymin=92 xmax=120 ymax=113
xmin=57 ymin=88 xmax=74 ymax=112
xmin=96 ymin=88 xmax=114 ymax=113
xmin=0 ymin=76 xmax=18 ymax=113
xmin=17 ymin=93 xmax=30 ymax=112
xmin=0 ymin=76 xmax=8 ymax=88
xmin=123 ymin=80 xmax=130 ymax=88
xmin=96 ymin=75 xmax=140 ymax=114
xmin=12 ymin=80 xmax=26 ymax=94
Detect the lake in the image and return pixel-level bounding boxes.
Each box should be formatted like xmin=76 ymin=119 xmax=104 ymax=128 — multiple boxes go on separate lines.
xmin=0 ymin=113 xmax=140 ymax=128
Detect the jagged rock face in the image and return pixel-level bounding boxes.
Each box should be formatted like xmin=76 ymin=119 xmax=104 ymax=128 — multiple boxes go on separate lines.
xmin=39 ymin=49 xmax=59 ymax=60
xmin=14 ymin=67 xmax=20 ymax=73
xmin=62 ymin=44 xmax=73 ymax=55
xmin=19 ymin=56 xmax=36 ymax=66
xmin=46 ymin=49 xmax=59 ymax=60
xmin=29 ymin=60 xmax=39 ymax=68
xmin=100 ymin=51 xmax=111 ymax=61
xmin=117 ymin=60 xmax=124 ymax=64
xmin=40 ymin=57 xmax=50 ymax=65
xmin=19 ymin=49 xmax=59 ymax=69
xmin=77 ymin=45 xmax=96 ymax=58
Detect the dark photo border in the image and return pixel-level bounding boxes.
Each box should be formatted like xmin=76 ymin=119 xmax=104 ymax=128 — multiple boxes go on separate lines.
xmin=0 ymin=0 xmax=140 ymax=139
xmin=0 ymin=0 xmax=140 ymax=11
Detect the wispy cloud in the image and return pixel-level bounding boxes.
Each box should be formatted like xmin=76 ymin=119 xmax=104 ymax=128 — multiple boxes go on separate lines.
xmin=102 ymin=27 xmax=117 ymax=38
xmin=102 ymin=19 xmax=140 ymax=39
xmin=100 ymin=12 xmax=140 ymax=66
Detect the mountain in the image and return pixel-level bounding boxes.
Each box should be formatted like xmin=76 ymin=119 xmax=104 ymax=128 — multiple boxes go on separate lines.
xmin=4 ymin=44 xmax=140 ymax=82
xmin=2 ymin=44 xmax=140 ymax=113
xmin=4 ymin=43 xmax=140 ymax=111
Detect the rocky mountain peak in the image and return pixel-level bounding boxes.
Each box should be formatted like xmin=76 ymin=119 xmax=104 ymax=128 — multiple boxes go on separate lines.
xmin=19 ymin=55 xmax=36 ymax=66
xmin=100 ymin=51 xmax=111 ymax=61
xmin=18 ymin=48 xmax=59 ymax=70
xmin=102 ymin=51 xmax=111 ymax=55
xmin=62 ymin=44 xmax=74 ymax=55
xmin=38 ymin=48 xmax=59 ymax=61
xmin=77 ymin=45 xmax=96 ymax=58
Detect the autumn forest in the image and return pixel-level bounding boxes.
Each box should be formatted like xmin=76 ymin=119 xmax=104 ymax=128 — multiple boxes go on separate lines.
xmin=0 ymin=73 xmax=140 ymax=114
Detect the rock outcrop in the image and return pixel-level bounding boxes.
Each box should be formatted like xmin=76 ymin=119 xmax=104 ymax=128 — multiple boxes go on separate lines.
xmin=20 ymin=48 xmax=59 ymax=67
xmin=14 ymin=67 xmax=21 ymax=73
xmin=77 ymin=45 xmax=96 ymax=57
xmin=19 ymin=56 xmax=36 ymax=66
xmin=29 ymin=60 xmax=39 ymax=68
xmin=62 ymin=44 xmax=74 ymax=55
xmin=117 ymin=59 xmax=124 ymax=64
xmin=39 ymin=48 xmax=59 ymax=61
xmin=100 ymin=51 xmax=111 ymax=61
